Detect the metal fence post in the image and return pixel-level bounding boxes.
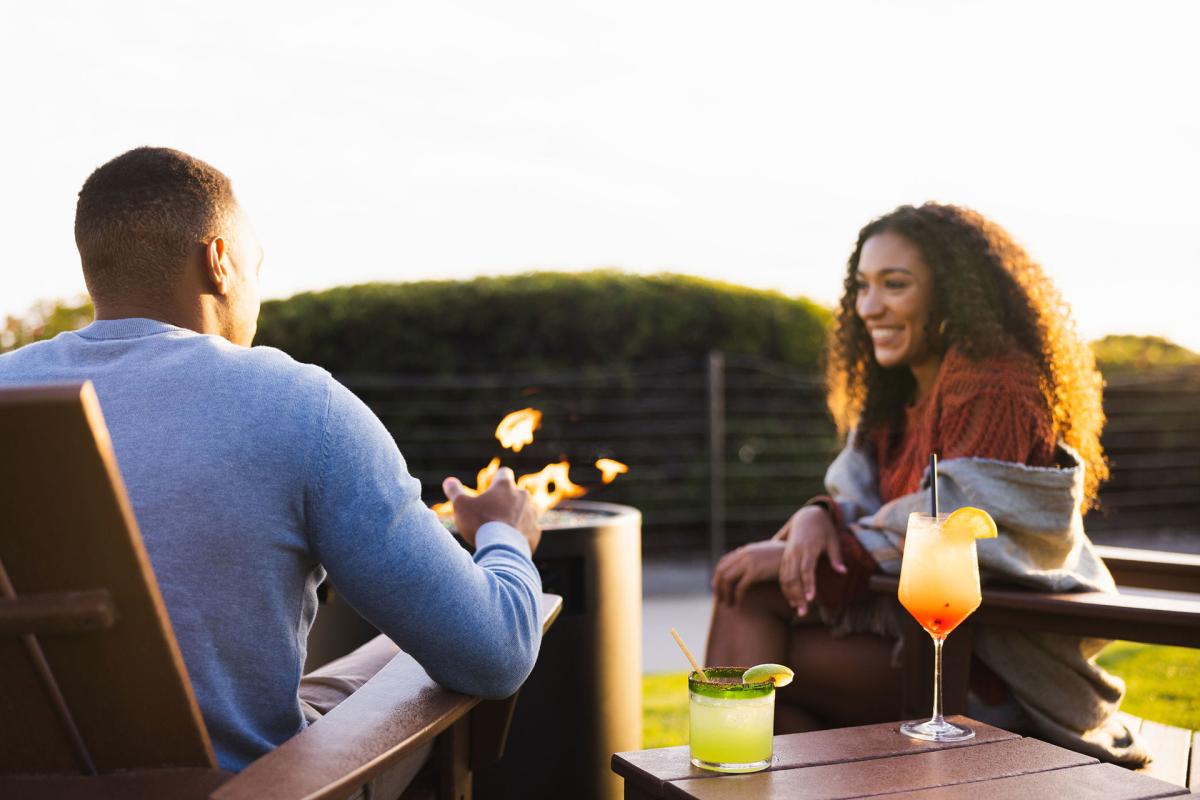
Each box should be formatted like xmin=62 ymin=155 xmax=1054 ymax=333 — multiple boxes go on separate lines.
xmin=707 ymin=351 xmax=726 ymax=569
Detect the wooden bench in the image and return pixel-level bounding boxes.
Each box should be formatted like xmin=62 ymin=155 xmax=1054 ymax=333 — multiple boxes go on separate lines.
xmin=0 ymin=382 xmax=561 ymax=799
xmin=870 ymin=543 xmax=1200 ymax=791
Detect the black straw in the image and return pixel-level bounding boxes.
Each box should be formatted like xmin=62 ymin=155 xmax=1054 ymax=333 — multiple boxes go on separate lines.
xmin=930 ymin=453 xmax=939 ymax=517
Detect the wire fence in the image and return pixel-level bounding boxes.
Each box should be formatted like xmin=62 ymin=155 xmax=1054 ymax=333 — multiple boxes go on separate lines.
xmin=340 ymin=356 xmax=1200 ymax=559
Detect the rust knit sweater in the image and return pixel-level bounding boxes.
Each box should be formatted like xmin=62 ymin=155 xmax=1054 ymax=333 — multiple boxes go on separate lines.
xmin=873 ymin=344 xmax=1057 ymax=501
xmin=810 ymin=345 xmax=1058 ymax=614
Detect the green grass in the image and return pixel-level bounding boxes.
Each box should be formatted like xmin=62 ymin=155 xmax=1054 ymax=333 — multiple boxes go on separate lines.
xmin=643 ymin=672 xmax=690 ymax=748
xmin=1096 ymin=641 xmax=1200 ymax=729
xmin=643 ymin=642 xmax=1200 ymax=747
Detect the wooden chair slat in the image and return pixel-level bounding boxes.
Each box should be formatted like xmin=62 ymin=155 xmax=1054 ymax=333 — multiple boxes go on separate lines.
xmin=1190 ymin=731 xmax=1199 ymax=789
xmin=0 ymin=768 xmax=231 ymax=800
xmin=0 ymin=638 xmax=81 ymax=773
xmin=0 ymin=383 xmax=214 ymax=774
xmin=0 ymin=591 xmax=117 ymax=636
xmin=1136 ymin=720 xmax=1194 ymax=787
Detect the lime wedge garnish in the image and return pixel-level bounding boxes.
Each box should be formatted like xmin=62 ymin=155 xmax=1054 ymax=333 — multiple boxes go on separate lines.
xmin=742 ymin=663 xmax=794 ymax=688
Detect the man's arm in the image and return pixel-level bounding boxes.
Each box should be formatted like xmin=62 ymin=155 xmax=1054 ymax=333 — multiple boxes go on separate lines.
xmin=304 ymin=378 xmax=543 ymax=699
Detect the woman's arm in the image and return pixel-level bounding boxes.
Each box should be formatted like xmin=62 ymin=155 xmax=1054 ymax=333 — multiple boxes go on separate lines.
xmin=715 ymin=500 xmax=845 ymax=606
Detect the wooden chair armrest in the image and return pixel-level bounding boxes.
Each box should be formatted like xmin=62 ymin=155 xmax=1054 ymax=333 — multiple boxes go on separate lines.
xmin=868 ymin=575 xmax=1200 ymax=647
xmin=1093 ymin=545 xmax=1200 ymax=592
xmin=540 ymin=593 xmax=564 ymax=632
xmin=212 ymin=649 xmax=478 ymax=800
xmin=212 ymin=593 xmax=563 ymax=800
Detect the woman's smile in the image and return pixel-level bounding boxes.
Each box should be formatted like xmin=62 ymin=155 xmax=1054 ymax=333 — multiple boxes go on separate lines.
xmin=855 ymin=231 xmax=936 ymax=371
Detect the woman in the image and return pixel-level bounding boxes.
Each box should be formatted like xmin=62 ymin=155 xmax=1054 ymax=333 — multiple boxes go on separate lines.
xmin=706 ymin=203 xmax=1147 ymax=765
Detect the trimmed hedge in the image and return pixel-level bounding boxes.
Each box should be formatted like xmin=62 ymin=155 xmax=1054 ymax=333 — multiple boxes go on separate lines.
xmin=255 ymin=271 xmax=833 ymax=374
xmin=1092 ymin=334 xmax=1200 ymax=373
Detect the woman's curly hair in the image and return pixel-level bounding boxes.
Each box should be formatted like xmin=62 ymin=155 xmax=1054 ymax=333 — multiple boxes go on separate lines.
xmin=826 ymin=202 xmax=1108 ymax=507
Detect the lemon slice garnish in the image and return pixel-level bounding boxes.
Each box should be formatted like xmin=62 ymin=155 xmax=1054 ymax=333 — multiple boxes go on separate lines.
xmin=944 ymin=506 xmax=998 ymax=539
xmin=742 ymin=663 xmax=794 ymax=688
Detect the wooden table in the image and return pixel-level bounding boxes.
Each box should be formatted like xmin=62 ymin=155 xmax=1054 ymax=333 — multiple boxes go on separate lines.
xmin=612 ymin=716 xmax=1194 ymax=799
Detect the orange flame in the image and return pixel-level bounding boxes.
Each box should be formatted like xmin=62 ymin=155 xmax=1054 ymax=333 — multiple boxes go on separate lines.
xmin=495 ymin=408 xmax=542 ymax=453
xmin=595 ymin=458 xmax=628 ymax=484
xmin=434 ymin=411 xmax=629 ymax=519
xmin=517 ymin=461 xmax=587 ymax=515
xmin=433 ymin=457 xmax=502 ymax=518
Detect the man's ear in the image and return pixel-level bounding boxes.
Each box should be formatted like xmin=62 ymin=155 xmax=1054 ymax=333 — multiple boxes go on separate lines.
xmin=206 ymin=236 xmax=232 ymax=296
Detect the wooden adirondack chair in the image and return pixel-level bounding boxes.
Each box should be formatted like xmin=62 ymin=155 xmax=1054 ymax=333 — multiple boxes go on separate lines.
xmin=0 ymin=382 xmax=561 ymax=799
xmin=871 ymin=543 xmax=1200 ymax=790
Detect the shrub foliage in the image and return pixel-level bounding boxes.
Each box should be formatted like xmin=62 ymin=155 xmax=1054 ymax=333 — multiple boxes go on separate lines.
xmin=1091 ymin=334 xmax=1200 ymax=373
xmin=255 ymin=271 xmax=832 ymax=373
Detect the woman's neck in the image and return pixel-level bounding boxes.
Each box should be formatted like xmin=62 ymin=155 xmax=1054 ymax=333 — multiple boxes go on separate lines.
xmin=909 ymin=354 xmax=944 ymax=406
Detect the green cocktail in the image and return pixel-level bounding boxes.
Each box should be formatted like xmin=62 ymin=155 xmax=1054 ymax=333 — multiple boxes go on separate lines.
xmin=688 ymin=667 xmax=775 ymax=773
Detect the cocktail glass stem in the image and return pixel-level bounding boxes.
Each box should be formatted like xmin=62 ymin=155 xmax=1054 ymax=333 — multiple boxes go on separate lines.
xmin=899 ymin=630 xmax=973 ymax=741
xmin=930 ymin=633 xmax=945 ymax=728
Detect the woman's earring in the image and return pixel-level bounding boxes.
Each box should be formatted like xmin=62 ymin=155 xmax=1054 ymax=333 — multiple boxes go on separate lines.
xmin=938 ymin=318 xmax=949 ymax=337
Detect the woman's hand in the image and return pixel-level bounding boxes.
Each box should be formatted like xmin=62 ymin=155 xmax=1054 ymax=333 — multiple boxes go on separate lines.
xmin=711 ymin=541 xmax=786 ymax=607
xmin=778 ymin=506 xmax=847 ymax=615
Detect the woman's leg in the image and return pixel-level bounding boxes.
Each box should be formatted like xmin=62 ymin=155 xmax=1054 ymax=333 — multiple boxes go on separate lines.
xmin=705 ymin=582 xmax=793 ymax=666
xmin=778 ymin=626 xmax=901 ymax=729
xmin=705 ymin=582 xmax=823 ymax=732
xmin=706 ymin=583 xmax=901 ymax=732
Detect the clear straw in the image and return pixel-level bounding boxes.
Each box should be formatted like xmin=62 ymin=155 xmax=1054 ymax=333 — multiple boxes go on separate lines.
xmin=930 ymin=453 xmax=939 ymax=517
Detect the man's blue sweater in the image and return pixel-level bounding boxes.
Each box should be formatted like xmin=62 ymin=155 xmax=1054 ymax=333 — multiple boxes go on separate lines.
xmin=0 ymin=318 xmax=543 ymax=771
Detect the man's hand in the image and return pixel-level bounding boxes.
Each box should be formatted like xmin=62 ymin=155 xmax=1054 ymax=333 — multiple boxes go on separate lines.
xmin=778 ymin=506 xmax=846 ymax=615
xmin=442 ymin=467 xmax=542 ymax=554
xmin=711 ymin=540 xmax=786 ymax=607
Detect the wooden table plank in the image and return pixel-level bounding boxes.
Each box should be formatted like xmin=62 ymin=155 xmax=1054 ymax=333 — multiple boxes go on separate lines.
xmin=1137 ymin=720 xmax=1194 ymax=787
xmin=875 ymin=763 xmax=1190 ymax=799
xmin=663 ymin=737 xmax=1094 ymax=800
xmin=611 ymin=717 xmax=1017 ymax=798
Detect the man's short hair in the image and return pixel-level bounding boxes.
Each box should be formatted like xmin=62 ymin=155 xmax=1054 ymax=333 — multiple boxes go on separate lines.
xmin=75 ymin=147 xmax=237 ymax=303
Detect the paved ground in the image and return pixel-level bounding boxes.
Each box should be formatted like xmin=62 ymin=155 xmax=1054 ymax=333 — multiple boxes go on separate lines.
xmin=641 ymin=555 xmax=712 ymax=674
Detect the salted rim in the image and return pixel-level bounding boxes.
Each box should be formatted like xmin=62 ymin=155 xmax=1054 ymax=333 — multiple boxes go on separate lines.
xmin=688 ymin=666 xmax=775 ymax=699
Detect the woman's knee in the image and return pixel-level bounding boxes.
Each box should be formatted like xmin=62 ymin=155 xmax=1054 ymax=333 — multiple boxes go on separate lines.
xmin=729 ymin=581 xmax=792 ymax=617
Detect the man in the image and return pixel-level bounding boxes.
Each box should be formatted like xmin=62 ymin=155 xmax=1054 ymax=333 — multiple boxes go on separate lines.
xmin=0 ymin=147 xmax=544 ymax=776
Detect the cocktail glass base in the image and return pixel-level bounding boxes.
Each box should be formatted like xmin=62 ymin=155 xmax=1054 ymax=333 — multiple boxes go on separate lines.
xmin=690 ymin=756 xmax=771 ymax=774
xmin=900 ymin=718 xmax=975 ymax=742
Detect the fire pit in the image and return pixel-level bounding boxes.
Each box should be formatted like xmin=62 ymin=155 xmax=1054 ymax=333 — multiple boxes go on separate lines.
xmin=474 ymin=499 xmax=642 ymax=800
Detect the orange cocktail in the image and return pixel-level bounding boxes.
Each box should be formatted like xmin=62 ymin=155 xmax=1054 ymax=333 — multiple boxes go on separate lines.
xmin=898 ymin=513 xmax=982 ymax=638
xmin=897 ymin=509 xmax=993 ymax=742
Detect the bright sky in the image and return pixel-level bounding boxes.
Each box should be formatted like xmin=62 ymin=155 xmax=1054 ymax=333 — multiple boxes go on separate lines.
xmin=2 ymin=1 xmax=1197 ymax=349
